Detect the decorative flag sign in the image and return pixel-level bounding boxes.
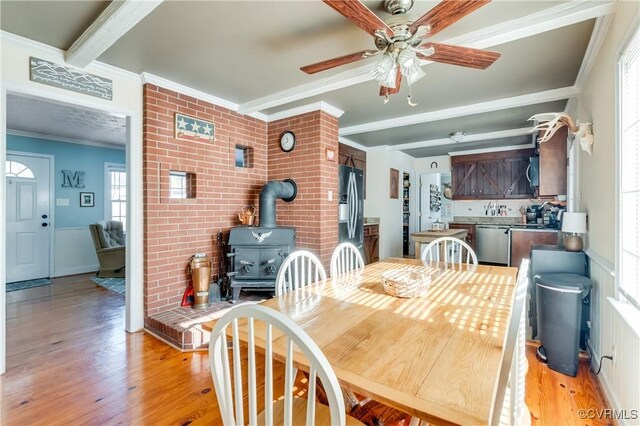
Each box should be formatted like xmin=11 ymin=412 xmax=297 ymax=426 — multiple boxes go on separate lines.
xmin=174 ymin=113 xmax=215 ymax=142
xmin=29 ymin=57 xmax=113 ymax=100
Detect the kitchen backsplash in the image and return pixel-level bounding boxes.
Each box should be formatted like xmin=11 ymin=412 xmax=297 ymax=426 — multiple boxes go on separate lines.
xmin=453 ymin=199 xmax=533 ymax=218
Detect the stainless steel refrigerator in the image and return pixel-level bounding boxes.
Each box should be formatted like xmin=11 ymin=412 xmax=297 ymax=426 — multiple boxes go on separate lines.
xmin=338 ymin=165 xmax=364 ymax=249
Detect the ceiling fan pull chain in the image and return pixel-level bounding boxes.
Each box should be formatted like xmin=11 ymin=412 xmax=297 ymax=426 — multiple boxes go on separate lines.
xmin=407 ymin=84 xmax=417 ymax=107
xmin=383 ymin=93 xmax=390 ymax=104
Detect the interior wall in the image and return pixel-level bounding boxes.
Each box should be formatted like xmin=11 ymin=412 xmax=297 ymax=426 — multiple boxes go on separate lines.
xmin=1 ymin=33 xmax=144 ymax=374
xmin=142 ymin=83 xmax=267 ymax=318
xmin=267 ymin=111 xmax=339 ymax=268
xmin=566 ymin=1 xmax=640 ymax=418
xmin=7 ymin=134 xmax=125 ymax=228
xmin=364 ymin=147 xmax=415 ymax=259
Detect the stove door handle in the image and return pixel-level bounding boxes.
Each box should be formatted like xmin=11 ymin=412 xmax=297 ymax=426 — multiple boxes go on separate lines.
xmin=263 ymin=258 xmax=276 ymax=265
xmin=240 ymin=260 xmax=255 ymax=265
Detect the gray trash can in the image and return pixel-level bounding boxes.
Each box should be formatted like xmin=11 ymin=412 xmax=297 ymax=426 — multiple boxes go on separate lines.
xmin=535 ymin=273 xmax=592 ymax=377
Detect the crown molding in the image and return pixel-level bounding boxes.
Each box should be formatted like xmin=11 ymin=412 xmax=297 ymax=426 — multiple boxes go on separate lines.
xmin=340 ymin=86 xmax=580 ymax=136
xmin=574 ymin=15 xmax=613 ymax=90
xmin=7 ymin=129 xmax=126 ymax=151
xmin=66 ymin=0 xmax=163 ymax=68
xmin=266 ymin=102 xmax=344 ymax=122
xmin=140 ymin=72 xmax=268 ymax=121
xmin=237 ymin=1 xmax=615 ymax=114
xmin=0 ymin=31 xmax=140 ymax=82
xmin=338 ymin=136 xmax=369 ymax=152
xmin=387 ymin=127 xmax=532 ymax=151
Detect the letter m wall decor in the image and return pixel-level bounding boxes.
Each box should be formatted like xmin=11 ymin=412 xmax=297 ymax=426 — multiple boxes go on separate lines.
xmin=61 ymin=170 xmax=86 ymax=188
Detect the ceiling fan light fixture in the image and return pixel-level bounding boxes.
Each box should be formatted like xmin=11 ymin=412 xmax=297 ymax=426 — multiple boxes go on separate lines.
xmin=371 ymin=53 xmax=398 ymax=88
xmin=449 ymin=132 xmax=466 ymax=143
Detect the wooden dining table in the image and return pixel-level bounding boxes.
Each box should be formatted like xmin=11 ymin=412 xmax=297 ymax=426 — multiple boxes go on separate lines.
xmin=207 ymin=258 xmax=519 ymax=425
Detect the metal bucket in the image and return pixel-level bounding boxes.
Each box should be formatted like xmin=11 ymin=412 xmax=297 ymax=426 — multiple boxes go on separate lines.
xmin=188 ymin=254 xmax=212 ymax=309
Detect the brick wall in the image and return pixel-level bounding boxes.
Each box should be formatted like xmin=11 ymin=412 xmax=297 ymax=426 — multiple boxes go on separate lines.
xmin=143 ymin=84 xmax=340 ymax=324
xmin=267 ymin=111 xmax=339 ymax=267
xmin=143 ymin=84 xmax=267 ymax=317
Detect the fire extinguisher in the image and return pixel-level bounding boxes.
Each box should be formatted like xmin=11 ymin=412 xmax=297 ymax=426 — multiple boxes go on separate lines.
xmin=187 ymin=253 xmax=212 ymax=309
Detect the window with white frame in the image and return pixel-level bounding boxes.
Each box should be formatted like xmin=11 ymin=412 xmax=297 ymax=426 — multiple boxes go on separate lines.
xmin=618 ymin=28 xmax=640 ymax=310
xmin=105 ymin=163 xmax=126 ymax=232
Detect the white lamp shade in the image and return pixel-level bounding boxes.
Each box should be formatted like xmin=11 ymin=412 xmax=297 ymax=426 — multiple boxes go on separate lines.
xmin=562 ymin=212 xmax=587 ymax=233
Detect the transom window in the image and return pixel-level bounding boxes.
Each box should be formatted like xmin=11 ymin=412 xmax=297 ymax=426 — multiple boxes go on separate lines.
xmin=618 ymin=28 xmax=640 ymax=310
xmin=5 ymin=161 xmax=35 ymax=178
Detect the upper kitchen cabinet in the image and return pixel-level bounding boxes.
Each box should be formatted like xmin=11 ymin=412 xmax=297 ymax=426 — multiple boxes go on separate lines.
xmin=339 ymin=143 xmax=366 ymax=198
xmin=451 ymin=149 xmax=535 ymax=200
xmin=537 ymin=127 xmax=568 ymax=197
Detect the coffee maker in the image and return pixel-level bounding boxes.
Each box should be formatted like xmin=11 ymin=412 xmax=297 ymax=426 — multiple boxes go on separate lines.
xmin=548 ymin=206 xmax=566 ymax=229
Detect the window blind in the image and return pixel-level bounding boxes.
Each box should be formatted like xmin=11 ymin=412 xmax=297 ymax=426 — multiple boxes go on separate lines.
xmin=619 ymin=28 xmax=640 ymax=310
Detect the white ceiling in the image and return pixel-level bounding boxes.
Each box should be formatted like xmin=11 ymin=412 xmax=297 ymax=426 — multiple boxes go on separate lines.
xmin=0 ymin=0 xmax=614 ymax=157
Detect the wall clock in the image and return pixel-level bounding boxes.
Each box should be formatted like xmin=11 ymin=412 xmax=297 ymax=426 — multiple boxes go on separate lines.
xmin=280 ymin=131 xmax=296 ymax=152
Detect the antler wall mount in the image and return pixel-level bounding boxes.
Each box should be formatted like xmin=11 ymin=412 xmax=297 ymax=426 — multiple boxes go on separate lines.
xmin=529 ymin=112 xmax=594 ymax=155
xmin=301 ymin=0 xmax=501 ymax=106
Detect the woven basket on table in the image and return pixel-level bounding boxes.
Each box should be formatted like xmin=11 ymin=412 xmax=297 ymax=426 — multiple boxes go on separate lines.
xmin=382 ymin=268 xmax=431 ymax=298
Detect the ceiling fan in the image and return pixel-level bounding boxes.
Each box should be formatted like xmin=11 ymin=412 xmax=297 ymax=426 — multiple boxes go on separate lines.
xmin=301 ymin=0 xmax=501 ymax=105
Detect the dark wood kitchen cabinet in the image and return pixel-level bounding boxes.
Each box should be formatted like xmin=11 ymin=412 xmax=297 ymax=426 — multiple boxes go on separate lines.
xmin=363 ymin=224 xmax=379 ymax=265
xmin=448 ymin=223 xmax=476 ymax=251
xmin=451 ymin=149 xmax=535 ymax=200
xmin=339 ymin=142 xmax=366 ymax=198
xmin=509 ymin=230 xmax=559 ymax=267
xmin=537 ymin=127 xmax=567 ymax=196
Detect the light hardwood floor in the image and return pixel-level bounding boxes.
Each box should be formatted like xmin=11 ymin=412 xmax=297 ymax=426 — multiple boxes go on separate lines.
xmin=2 ymin=274 xmax=609 ymax=425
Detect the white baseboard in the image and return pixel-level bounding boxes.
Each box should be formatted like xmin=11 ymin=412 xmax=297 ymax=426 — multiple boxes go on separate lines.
xmin=54 ymin=265 xmax=99 ymax=278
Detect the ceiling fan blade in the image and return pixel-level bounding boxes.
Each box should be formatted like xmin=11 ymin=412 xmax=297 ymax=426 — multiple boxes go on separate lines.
xmin=418 ymin=42 xmax=500 ymax=69
xmin=323 ymin=0 xmax=394 ymax=37
xmin=410 ymin=0 xmax=491 ymax=36
xmin=301 ymin=50 xmax=376 ymax=74
xmin=379 ymin=69 xmax=402 ymax=96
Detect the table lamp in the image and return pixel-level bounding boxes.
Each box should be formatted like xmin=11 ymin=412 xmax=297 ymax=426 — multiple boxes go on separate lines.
xmin=562 ymin=212 xmax=587 ymax=251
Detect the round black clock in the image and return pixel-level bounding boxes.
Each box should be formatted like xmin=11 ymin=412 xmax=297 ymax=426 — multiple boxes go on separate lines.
xmin=279 ymin=131 xmax=296 ymax=152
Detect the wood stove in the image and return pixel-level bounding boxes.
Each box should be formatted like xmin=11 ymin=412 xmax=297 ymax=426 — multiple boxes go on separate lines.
xmin=227 ymin=179 xmax=297 ymax=302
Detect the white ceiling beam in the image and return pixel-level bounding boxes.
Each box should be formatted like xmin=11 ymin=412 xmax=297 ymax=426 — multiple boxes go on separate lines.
xmin=66 ymin=0 xmax=164 ymax=68
xmin=237 ymin=0 xmax=615 ymax=114
xmin=387 ymin=127 xmax=533 ymax=151
xmin=340 ymin=86 xmax=580 ymax=136
xmin=338 ymin=136 xmax=370 ymax=152
xmin=449 ymin=143 xmax=535 ymax=157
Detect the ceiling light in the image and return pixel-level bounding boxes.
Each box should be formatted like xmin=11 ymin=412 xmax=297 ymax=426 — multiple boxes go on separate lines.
xmin=449 ymin=132 xmax=466 ymax=143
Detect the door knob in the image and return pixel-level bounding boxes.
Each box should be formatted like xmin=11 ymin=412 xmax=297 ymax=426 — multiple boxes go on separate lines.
xmin=41 ymin=223 xmax=49 ymax=227
xmin=42 ymin=214 xmax=48 ymax=219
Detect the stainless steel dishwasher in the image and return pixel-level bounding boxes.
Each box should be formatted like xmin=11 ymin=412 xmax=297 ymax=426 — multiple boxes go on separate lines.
xmin=476 ymin=224 xmax=510 ymax=264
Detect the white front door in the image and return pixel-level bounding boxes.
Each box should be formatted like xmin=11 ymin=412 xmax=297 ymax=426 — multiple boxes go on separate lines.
xmin=5 ymin=154 xmax=51 ymax=282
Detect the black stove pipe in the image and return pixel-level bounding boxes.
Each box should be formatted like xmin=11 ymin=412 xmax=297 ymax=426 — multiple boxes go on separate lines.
xmin=259 ymin=179 xmax=297 ymax=228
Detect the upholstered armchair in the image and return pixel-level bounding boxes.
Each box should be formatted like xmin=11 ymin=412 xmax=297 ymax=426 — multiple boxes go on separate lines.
xmin=89 ymin=220 xmax=125 ymax=278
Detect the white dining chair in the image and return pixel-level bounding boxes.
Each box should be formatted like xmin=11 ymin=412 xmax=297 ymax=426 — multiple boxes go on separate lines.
xmin=330 ymin=243 xmax=365 ymax=277
xmin=421 ymin=236 xmax=478 ymax=265
xmin=275 ymin=250 xmax=327 ymax=296
xmin=491 ymin=259 xmax=529 ymax=426
xmin=209 ymin=304 xmax=363 ymax=425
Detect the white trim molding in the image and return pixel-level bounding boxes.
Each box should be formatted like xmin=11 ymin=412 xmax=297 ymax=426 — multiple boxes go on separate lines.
xmin=340 ymin=86 xmax=580 ymax=136
xmin=66 ymin=0 xmax=164 ymax=68
xmin=387 ymin=127 xmax=532 ymax=151
xmin=141 ymin=72 xmax=268 ymax=121
xmin=337 ymin=136 xmax=369 ymax=152
xmin=266 ymin=101 xmax=344 ymax=122
xmin=0 ymin=30 xmax=140 ymax=82
xmin=237 ymin=1 xmax=615 ymax=114
xmin=585 ymin=249 xmax=615 ymax=277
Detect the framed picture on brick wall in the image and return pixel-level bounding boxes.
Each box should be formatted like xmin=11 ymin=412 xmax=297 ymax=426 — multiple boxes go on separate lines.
xmin=174 ymin=113 xmax=214 ymax=142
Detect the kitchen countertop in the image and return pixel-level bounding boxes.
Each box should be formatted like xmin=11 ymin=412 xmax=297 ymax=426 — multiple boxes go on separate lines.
xmin=452 ymin=216 xmax=522 ymax=225
xmin=364 ymin=217 xmax=380 ymax=225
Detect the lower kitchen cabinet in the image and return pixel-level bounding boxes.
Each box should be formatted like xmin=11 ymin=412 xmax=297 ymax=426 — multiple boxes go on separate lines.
xmin=509 ymin=229 xmax=559 ymax=267
xmin=448 ymin=223 xmax=476 ymax=251
xmin=363 ymin=224 xmax=379 ymax=265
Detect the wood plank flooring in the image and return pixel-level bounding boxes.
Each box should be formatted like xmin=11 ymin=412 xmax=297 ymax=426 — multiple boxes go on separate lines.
xmin=2 ymin=274 xmax=609 ymax=425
